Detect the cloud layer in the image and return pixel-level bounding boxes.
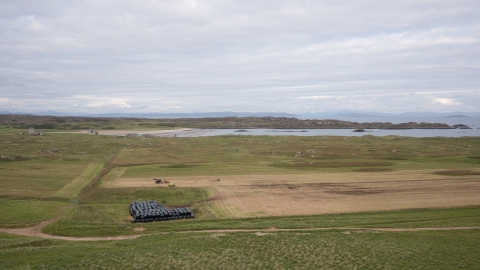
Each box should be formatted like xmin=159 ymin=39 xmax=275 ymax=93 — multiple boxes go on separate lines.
xmin=1 ymin=0 xmax=479 ymax=113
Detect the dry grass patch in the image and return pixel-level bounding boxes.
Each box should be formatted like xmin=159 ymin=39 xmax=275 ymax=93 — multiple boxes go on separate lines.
xmin=209 ymin=179 xmax=480 ymax=218
xmin=107 ymin=169 xmax=469 ymax=188
xmin=272 ymin=161 xmax=394 ymax=168
xmin=353 ymin=167 xmax=394 ymax=172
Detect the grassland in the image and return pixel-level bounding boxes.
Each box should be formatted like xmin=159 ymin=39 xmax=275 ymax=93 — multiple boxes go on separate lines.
xmin=54 ymin=163 xmax=104 ymax=198
xmin=1 ymin=117 xmax=480 ymax=268
xmin=1 ymin=229 xmax=480 ymax=269
xmin=0 ymin=200 xmax=69 ymax=228
xmin=41 ymin=206 xmax=480 ymax=237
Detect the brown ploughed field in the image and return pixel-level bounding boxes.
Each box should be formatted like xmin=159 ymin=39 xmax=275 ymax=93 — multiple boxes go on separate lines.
xmin=105 ymin=170 xmax=480 ymax=218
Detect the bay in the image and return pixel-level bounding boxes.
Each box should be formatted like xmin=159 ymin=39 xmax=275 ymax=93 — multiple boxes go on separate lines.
xmin=177 ymin=117 xmax=480 ymax=138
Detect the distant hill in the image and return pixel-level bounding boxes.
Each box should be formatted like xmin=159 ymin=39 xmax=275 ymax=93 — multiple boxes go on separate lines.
xmin=0 ymin=111 xmax=298 ymax=118
xmin=446 ymin=115 xmax=468 ymax=117
xmin=89 ymin=112 xmax=298 ymax=118
xmin=300 ymin=111 xmax=480 ymax=118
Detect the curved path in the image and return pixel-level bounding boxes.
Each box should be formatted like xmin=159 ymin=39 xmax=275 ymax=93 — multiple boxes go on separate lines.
xmin=1 ymin=218 xmax=479 ymax=241
xmin=0 ymin=218 xmax=140 ymax=241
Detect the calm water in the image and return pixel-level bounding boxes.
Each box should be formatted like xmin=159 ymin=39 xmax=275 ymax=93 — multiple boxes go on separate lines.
xmin=175 ymin=117 xmax=480 ymax=138
xmin=189 ymin=128 xmax=480 ymax=138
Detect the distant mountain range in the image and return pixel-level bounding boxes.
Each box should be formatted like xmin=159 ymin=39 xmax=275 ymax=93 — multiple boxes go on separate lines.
xmin=301 ymin=110 xmax=480 ymax=118
xmin=1 ymin=110 xmax=479 ymax=118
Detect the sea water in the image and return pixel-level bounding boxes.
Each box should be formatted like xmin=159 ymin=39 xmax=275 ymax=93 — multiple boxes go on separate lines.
xmin=177 ymin=117 xmax=480 ymax=138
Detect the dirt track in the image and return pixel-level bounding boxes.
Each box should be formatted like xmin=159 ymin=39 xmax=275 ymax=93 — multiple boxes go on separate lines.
xmin=0 ymin=218 xmax=140 ymax=241
xmin=1 ymin=218 xmax=479 ymax=242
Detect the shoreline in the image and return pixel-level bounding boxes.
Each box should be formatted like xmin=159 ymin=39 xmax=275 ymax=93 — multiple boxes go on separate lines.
xmin=74 ymin=128 xmax=210 ymax=137
xmin=45 ymin=127 xmax=480 ymax=138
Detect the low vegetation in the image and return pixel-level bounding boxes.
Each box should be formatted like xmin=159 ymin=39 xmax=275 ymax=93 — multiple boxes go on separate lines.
xmin=434 ymin=170 xmax=480 ymax=176
xmin=0 ymin=114 xmax=458 ymax=130
xmin=1 ymin=229 xmax=480 ymax=269
xmin=0 ymin=115 xmax=479 ymax=268
xmin=42 ymin=206 xmax=480 ymax=237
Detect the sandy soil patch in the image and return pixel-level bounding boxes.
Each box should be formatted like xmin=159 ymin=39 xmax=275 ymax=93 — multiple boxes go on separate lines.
xmin=105 ymin=170 xmax=480 ymax=218
xmin=75 ymin=128 xmax=208 ymax=137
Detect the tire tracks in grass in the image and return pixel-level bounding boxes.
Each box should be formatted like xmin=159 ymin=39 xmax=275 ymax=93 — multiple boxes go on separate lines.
xmin=54 ymin=163 xmax=104 ymax=199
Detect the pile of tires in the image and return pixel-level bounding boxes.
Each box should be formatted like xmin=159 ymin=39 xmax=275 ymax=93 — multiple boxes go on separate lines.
xmin=129 ymin=200 xmax=194 ymax=223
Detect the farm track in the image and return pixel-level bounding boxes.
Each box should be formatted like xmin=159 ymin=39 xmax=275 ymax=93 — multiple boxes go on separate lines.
xmin=0 ymin=218 xmax=141 ymax=241
xmin=1 ymin=218 xmax=479 ymax=241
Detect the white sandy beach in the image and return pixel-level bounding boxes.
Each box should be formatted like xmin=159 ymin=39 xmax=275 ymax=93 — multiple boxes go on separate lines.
xmin=75 ymin=128 xmax=209 ymax=137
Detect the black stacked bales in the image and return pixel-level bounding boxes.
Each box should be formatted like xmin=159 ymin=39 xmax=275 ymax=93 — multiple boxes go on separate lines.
xmin=130 ymin=200 xmax=194 ymax=223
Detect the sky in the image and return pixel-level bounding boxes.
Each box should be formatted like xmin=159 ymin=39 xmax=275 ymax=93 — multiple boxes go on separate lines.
xmin=1 ymin=0 xmax=479 ymax=114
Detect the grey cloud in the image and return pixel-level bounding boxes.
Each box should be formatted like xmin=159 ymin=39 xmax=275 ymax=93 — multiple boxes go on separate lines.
xmin=0 ymin=0 xmax=479 ymax=113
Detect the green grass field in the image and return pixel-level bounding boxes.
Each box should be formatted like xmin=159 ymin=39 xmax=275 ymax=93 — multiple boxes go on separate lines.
xmin=42 ymin=206 xmax=480 ymax=237
xmin=0 ymin=199 xmax=70 ymax=228
xmin=54 ymin=163 xmax=104 ymax=198
xmin=1 ymin=229 xmax=479 ymax=269
xmin=1 ymin=122 xmax=480 ymax=268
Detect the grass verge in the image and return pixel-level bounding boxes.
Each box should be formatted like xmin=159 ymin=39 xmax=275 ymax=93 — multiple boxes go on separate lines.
xmin=42 ymin=206 xmax=480 ymax=237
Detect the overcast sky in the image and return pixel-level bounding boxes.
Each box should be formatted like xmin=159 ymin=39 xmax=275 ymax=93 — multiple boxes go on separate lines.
xmin=1 ymin=0 xmax=479 ymax=114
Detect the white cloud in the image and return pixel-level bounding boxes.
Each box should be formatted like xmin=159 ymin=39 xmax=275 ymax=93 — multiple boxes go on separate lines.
xmin=298 ymin=96 xmax=345 ymax=100
xmin=433 ymin=98 xmax=462 ymax=106
xmin=86 ymin=99 xmax=132 ymax=108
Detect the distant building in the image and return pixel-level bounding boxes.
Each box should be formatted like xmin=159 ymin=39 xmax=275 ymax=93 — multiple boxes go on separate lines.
xmin=88 ymin=128 xmax=98 ymax=135
xmin=28 ymin=127 xmax=43 ymax=136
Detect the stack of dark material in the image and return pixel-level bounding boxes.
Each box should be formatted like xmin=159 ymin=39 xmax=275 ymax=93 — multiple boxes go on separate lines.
xmin=129 ymin=200 xmax=194 ymax=223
